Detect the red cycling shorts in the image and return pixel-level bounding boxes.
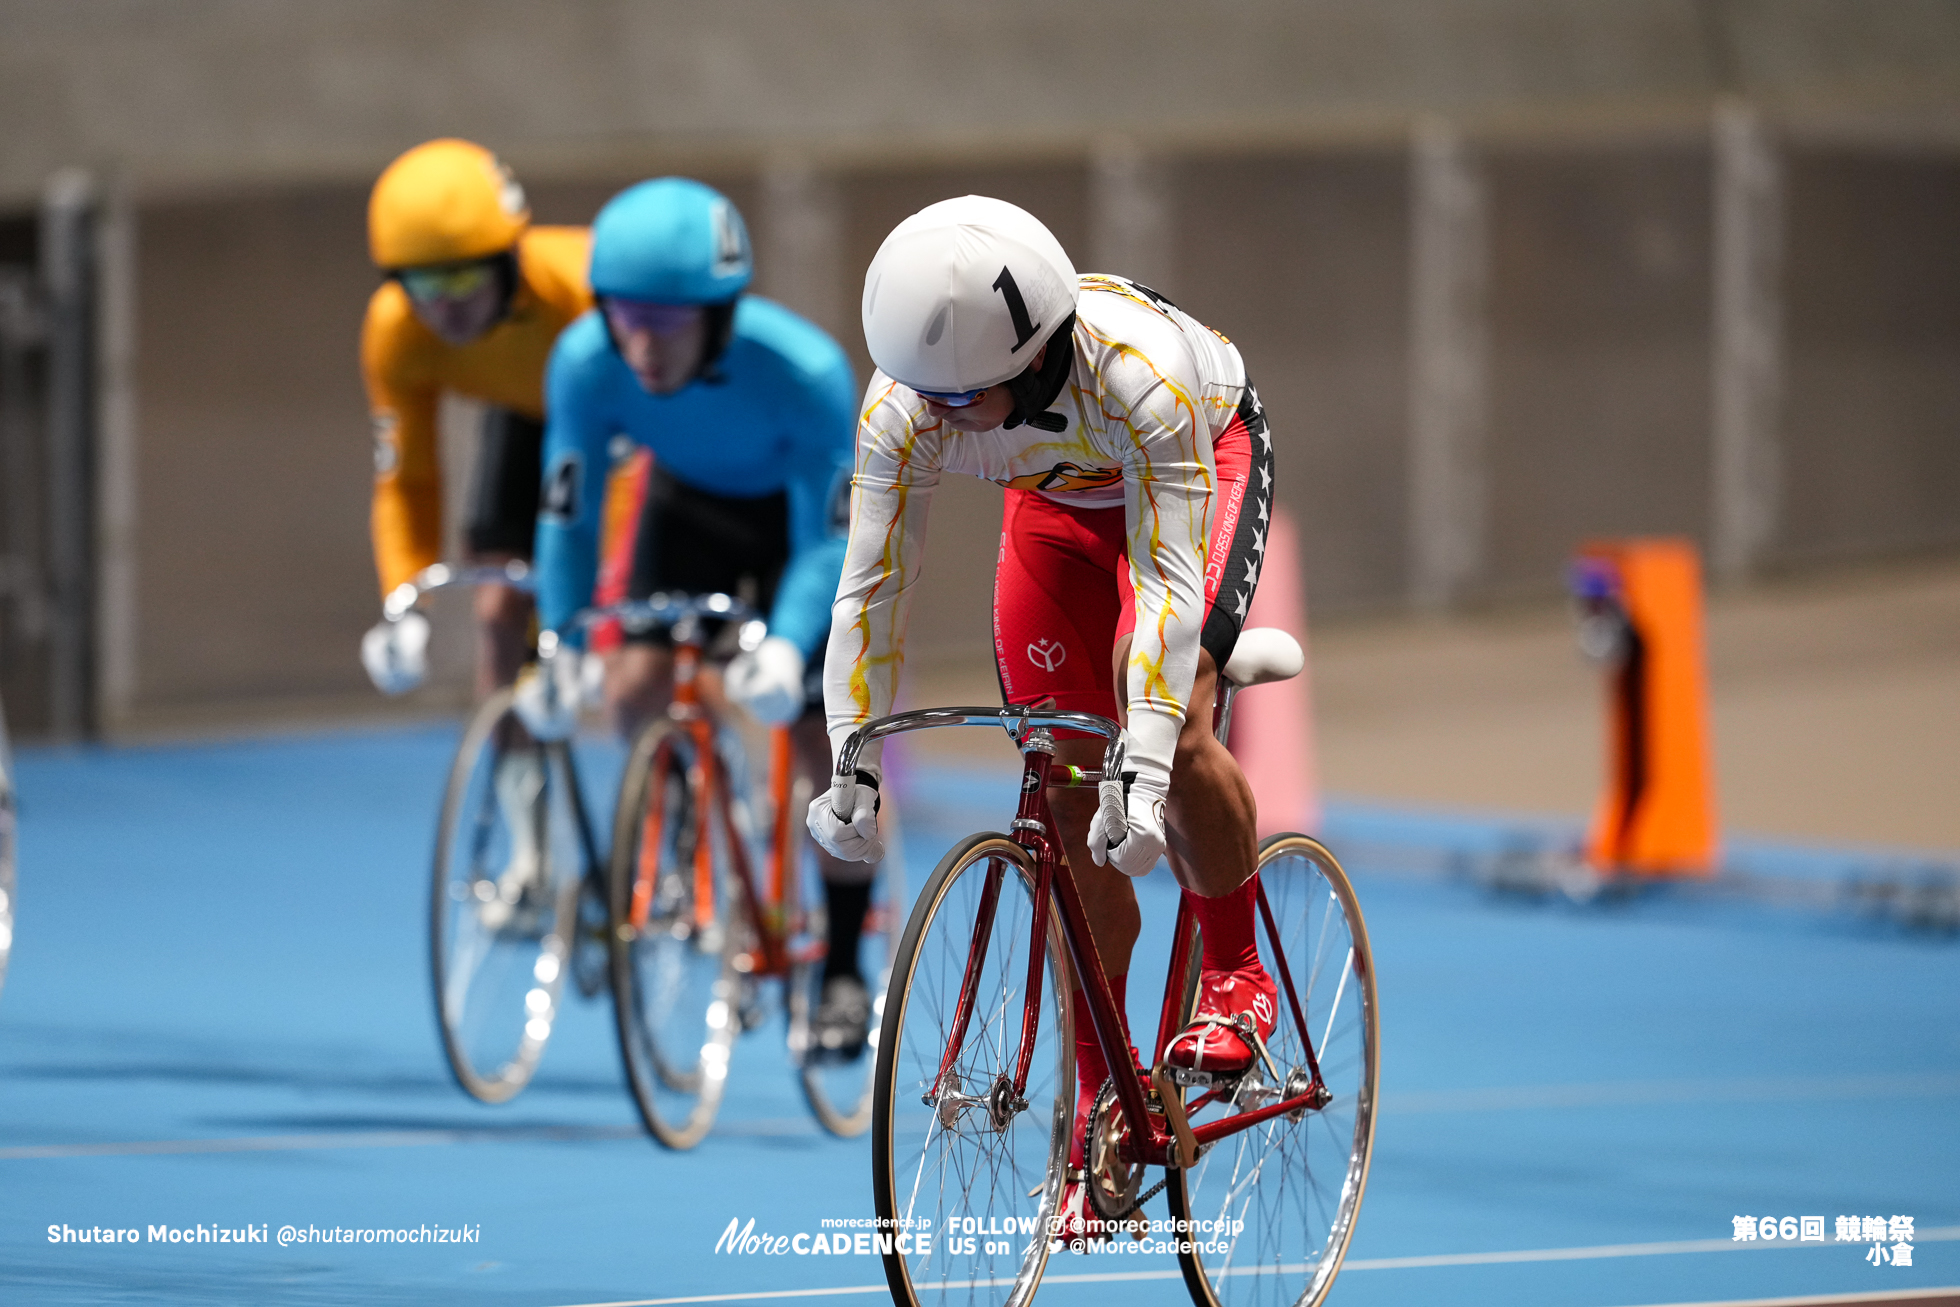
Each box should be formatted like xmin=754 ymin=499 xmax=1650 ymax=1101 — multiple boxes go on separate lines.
xmin=992 ymin=385 xmax=1272 ymax=717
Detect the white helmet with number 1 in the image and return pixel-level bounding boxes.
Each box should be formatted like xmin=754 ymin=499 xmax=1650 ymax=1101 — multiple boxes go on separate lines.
xmin=861 ymin=196 xmax=1078 ymax=394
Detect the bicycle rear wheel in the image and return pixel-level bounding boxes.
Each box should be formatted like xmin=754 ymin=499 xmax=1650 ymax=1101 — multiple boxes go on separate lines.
xmin=429 ymin=688 xmax=588 ymax=1104
xmin=872 ymin=833 xmax=1072 ymax=1307
xmin=608 ymin=719 xmax=739 ymax=1150
xmin=1166 ymin=834 xmax=1378 ymax=1307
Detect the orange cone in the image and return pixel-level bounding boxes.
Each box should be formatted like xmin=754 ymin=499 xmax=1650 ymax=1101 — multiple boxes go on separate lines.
xmin=1227 ymin=504 xmax=1321 ymax=836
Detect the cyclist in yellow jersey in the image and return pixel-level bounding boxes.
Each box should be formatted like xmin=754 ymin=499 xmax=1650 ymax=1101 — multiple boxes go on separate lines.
xmin=357 ymin=138 xmax=593 ymax=699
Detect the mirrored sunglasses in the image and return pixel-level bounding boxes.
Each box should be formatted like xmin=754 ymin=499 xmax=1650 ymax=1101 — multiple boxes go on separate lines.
xmin=397 ymin=261 xmax=497 ymax=303
xmin=603 ymin=297 xmax=703 ymax=336
xmin=913 ymin=386 xmax=987 ymax=407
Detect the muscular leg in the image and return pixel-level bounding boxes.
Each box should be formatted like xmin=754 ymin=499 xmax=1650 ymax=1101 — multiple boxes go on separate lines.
xmin=607 ymin=642 xmax=737 ymax=742
xmin=605 ymin=643 xmax=675 ymax=744
xmin=1046 ymin=735 xmax=1144 ymax=985
xmin=1107 ymin=636 xmax=1273 ymax=1072
xmin=472 ymin=563 xmax=533 ymax=698
xmin=1109 ymin=636 xmax=1257 ymax=898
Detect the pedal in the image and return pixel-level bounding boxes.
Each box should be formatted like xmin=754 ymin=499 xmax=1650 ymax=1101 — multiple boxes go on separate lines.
xmin=1165 ymin=1066 xmax=1226 ymax=1090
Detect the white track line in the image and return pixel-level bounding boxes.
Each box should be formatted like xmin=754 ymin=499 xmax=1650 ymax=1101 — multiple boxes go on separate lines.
xmin=539 ymin=1227 xmax=1960 ymax=1307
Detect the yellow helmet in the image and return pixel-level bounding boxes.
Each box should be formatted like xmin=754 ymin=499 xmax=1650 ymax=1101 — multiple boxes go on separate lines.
xmin=368 ymin=139 xmax=529 ymax=269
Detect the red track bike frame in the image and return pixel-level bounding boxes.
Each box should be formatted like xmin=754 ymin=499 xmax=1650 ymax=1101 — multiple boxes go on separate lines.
xmin=849 ymin=706 xmax=1332 ymax=1174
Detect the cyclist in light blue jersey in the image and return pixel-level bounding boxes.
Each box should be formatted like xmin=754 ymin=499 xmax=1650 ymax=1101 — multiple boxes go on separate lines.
xmin=527 ymin=177 xmax=873 ymax=1055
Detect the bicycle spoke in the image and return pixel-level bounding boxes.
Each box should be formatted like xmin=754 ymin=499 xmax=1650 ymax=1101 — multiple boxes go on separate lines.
xmin=874 ymin=836 xmax=1067 ymax=1307
xmin=1170 ymin=836 xmax=1378 ymax=1307
xmin=430 ymin=691 xmax=578 ymax=1104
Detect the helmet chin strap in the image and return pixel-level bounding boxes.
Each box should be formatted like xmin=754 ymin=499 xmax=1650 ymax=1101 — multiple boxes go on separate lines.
xmin=1001 ymin=313 xmax=1077 ymax=432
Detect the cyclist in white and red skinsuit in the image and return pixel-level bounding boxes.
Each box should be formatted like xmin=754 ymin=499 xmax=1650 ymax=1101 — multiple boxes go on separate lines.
xmin=808 ymin=196 xmax=1280 ymax=1244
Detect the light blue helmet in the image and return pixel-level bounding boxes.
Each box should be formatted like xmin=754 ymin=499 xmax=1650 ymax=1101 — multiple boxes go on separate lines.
xmin=589 ymin=177 xmax=752 ymax=303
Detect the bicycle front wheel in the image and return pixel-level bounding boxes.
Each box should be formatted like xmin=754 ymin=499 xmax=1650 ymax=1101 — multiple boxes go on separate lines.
xmin=872 ymin=834 xmax=1073 ymax=1307
xmin=429 ymin=688 xmax=587 ymax=1104
xmin=1166 ymin=834 xmax=1379 ymax=1307
xmin=608 ymin=719 xmax=740 ymax=1150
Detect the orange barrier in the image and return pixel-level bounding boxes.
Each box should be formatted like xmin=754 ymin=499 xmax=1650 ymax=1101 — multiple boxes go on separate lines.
xmin=1226 ymin=503 xmax=1321 ymax=837
xmin=1573 ymin=538 xmax=1719 ymax=878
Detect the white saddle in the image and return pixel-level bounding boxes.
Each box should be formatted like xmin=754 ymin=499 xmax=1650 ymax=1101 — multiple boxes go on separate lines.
xmin=1222 ymin=627 xmax=1304 ymax=688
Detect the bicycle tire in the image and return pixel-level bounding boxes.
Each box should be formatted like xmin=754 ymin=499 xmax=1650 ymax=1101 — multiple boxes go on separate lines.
xmin=872 ymin=833 xmax=1073 ymax=1307
xmin=1165 ymin=834 xmax=1379 ymax=1307
xmin=608 ymin=718 xmax=739 ymax=1150
xmin=428 ymin=688 xmax=586 ymax=1104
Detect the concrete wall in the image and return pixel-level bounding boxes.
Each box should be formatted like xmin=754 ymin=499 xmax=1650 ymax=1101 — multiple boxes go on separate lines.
xmin=1487 ymin=145 xmax=1714 ymax=594
xmin=1780 ymin=148 xmax=1960 ymax=565
xmin=1 ymin=3 xmax=1958 ymax=734
xmin=7 ymin=1 xmax=1960 ymax=207
xmin=74 ymin=129 xmax=1956 ymax=733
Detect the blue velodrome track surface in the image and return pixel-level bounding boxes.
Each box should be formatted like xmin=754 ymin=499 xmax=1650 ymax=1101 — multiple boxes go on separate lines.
xmin=2 ymin=722 xmax=1955 ymax=1306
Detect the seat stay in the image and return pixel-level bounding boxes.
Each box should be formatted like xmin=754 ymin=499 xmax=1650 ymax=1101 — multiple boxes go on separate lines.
xmin=1258 ymin=877 xmax=1324 ymax=1087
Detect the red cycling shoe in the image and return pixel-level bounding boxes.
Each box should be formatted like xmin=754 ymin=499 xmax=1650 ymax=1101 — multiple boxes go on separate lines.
xmin=1164 ymin=964 xmax=1279 ymax=1074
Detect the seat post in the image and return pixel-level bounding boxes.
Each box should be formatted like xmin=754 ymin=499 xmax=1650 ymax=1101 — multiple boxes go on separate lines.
xmin=1213 ymin=680 xmax=1241 ymax=745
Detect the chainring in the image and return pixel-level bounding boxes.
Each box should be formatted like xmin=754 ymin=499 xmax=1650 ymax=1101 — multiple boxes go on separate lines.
xmin=1085 ymin=1077 xmax=1145 ymax=1222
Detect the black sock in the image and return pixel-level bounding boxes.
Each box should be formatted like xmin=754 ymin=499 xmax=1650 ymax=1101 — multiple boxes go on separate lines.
xmin=822 ymin=879 xmax=873 ymax=985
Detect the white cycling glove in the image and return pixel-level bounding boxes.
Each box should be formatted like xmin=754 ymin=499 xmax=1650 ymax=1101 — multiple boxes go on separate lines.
xmin=512 ymin=648 xmax=592 ymax=742
xmin=1087 ymin=715 xmax=1177 ymax=878
xmin=361 ymin=611 xmax=431 ymax=696
xmin=808 ymin=765 xmax=883 ymax=863
xmin=725 ymin=635 xmax=806 ymax=726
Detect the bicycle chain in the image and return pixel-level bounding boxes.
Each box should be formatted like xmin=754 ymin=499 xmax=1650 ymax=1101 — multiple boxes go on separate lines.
xmin=1117 ymin=1175 xmax=1169 ymax=1220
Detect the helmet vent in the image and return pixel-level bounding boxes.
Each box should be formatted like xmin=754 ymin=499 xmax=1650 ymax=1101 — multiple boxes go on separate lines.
xmin=924 ymin=302 xmax=950 ymax=347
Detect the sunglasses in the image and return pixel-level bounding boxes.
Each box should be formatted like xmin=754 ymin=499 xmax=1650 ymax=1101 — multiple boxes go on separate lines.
xmin=602 ymin=297 xmax=704 ymax=336
xmin=397 ymin=261 xmax=497 ymax=303
xmin=913 ymin=385 xmax=988 ymax=407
